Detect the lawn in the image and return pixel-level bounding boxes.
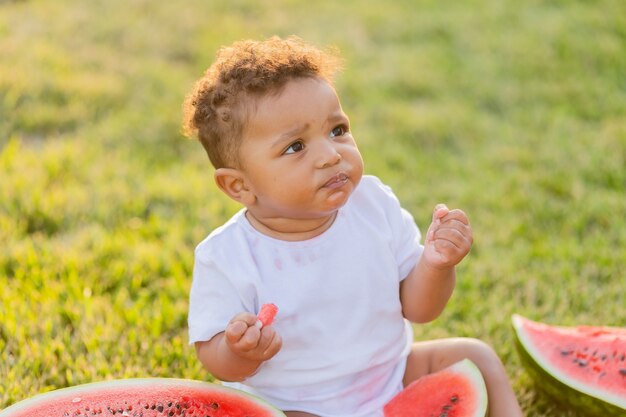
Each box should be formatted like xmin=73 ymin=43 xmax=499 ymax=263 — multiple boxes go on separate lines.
xmin=1 ymin=1 xmax=625 ymax=415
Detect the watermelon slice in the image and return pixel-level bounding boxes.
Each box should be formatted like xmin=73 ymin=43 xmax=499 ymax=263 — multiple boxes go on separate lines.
xmin=384 ymin=359 xmax=488 ymax=417
xmin=512 ymin=314 xmax=626 ymax=416
xmin=257 ymin=303 xmax=278 ymax=328
xmin=0 ymin=378 xmax=285 ymax=417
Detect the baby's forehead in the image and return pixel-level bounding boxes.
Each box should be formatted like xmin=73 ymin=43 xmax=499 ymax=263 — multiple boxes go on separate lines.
xmin=244 ymin=78 xmax=343 ymax=139
xmin=248 ymin=77 xmax=338 ymax=115
xmin=254 ymin=76 xmax=336 ymax=105
xmin=252 ymin=75 xmax=328 ymax=101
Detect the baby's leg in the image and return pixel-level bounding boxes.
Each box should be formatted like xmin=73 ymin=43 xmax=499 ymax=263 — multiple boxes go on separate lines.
xmin=403 ymin=338 xmax=523 ymax=417
xmin=284 ymin=412 xmax=319 ymax=417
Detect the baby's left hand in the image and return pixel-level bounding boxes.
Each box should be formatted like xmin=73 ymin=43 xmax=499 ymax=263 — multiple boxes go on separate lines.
xmin=422 ymin=203 xmax=473 ymax=270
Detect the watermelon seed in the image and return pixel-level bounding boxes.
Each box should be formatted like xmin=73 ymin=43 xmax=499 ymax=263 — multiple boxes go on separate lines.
xmin=578 ymin=360 xmax=587 ymax=367
xmin=450 ymin=395 xmax=459 ymax=403
xmin=619 ymin=369 xmax=626 ymax=376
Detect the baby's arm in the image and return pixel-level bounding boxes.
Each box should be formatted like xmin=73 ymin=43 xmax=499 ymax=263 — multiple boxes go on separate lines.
xmin=400 ymin=204 xmax=473 ymax=323
xmin=195 ymin=312 xmax=282 ymax=382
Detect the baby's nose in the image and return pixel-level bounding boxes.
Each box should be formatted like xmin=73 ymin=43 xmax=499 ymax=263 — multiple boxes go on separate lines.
xmin=317 ymin=144 xmax=342 ymax=168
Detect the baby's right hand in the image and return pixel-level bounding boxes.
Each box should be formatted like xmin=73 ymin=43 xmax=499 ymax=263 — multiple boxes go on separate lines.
xmin=224 ymin=312 xmax=282 ymax=363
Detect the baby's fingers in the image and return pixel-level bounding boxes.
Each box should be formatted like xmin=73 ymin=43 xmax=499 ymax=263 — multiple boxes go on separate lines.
xmin=432 ymin=227 xmax=467 ymax=249
xmin=432 ymin=203 xmax=449 ymax=222
xmin=440 ymin=208 xmax=470 ymax=226
xmin=225 ymin=320 xmax=248 ymax=343
xmin=230 ymin=325 xmax=262 ymax=353
xmin=225 ymin=313 xmax=261 ymax=351
xmin=258 ymin=327 xmax=283 ymax=360
xmin=436 ymin=220 xmax=472 ymax=240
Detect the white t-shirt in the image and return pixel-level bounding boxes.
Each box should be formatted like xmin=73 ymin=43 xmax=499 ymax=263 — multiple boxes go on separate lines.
xmin=188 ymin=175 xmax=423 ymax=417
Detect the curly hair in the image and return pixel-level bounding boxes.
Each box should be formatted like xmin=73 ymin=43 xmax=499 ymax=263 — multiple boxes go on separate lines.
xmin=182 ymin=36 xmax=343 ymax=169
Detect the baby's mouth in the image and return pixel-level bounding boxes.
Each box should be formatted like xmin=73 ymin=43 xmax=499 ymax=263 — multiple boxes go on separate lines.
xmin=323 ymin=172 xmax=349 ymax=189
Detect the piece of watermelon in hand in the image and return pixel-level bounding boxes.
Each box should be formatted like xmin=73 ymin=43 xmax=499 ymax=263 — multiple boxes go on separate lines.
xmin=257 ymin=303 xmax=278 ymax=328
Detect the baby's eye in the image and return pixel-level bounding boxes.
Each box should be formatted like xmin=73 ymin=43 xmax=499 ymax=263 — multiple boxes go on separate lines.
xmin=284 ymin=140 xmax=305 ymax=154
xmin=330 ymin=125 xmax=347 ymax=138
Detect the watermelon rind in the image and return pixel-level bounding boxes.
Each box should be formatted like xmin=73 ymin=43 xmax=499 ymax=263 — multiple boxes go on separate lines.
xmin=0 ymin=378 xmax=286 ymax=417
xmin=512 ymin=314 xmax=626 ymax=417
xmin=384 ymin=358 xmax=488 ymax=417
xmin=449 ymin=359 xmax=489 ymax=417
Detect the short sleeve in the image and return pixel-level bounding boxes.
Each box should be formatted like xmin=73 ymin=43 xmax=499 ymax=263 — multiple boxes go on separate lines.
xmin=394 ymin=206 xmax=423 ymax=280
xmin=369 ymin=177 xmax=423 ymax=280
xmin=187 ymin=254 xmax=246 ymax=345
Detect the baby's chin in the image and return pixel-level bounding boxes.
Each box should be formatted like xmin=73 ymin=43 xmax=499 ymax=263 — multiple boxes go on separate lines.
xmin=322 ymin=185 xmax=356 ymax=212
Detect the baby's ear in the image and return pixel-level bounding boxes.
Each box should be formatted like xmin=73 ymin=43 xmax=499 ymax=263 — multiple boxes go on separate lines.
xmin=214 ymin=168 xmax=255 ymax=206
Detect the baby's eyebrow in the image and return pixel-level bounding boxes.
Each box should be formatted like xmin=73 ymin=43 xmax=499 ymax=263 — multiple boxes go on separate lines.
xmin=327 ymin=111 xmax=349 ymax=125
xmin=272 ymin=123 xmax=309 ymax=148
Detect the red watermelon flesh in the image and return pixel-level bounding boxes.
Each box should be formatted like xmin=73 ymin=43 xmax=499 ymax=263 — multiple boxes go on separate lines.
xmin=257 ymin=303 xmax=278 ymax=328
xmin=384 ymin=359 xmax=487 ymax=417
xmin=0 ymin=378 xmax=285 ymax=417
xmin=512 ymin=314 xmax=626 ymax=415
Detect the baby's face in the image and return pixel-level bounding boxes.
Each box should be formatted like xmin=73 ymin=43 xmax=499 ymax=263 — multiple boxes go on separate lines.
xmin=238 ymin=77 xmax=364 ymax=222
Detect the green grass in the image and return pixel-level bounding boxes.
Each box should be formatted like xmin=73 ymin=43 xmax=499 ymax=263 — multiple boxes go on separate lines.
xmin=1 ymin=1 xmax=625 ymax=415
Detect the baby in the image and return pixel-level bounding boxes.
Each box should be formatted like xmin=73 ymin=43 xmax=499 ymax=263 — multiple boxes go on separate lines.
xmin=183 ymin=36 xmax=522 ymax=417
